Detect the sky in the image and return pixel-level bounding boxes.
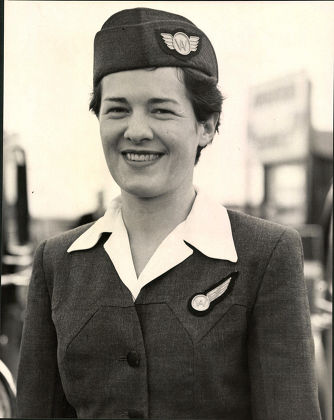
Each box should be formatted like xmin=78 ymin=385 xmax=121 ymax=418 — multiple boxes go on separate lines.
xmin=3 ymin=1 xmax=334 ymax=218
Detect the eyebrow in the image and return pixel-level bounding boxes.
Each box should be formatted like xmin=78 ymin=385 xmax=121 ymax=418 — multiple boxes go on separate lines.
xmin=102 ymin=97 xmax=128 ymax=103
xmin=102 ymin=97 xmax=180 ymax=105
xmin=148 ymin=98 xmax=180 ymax=105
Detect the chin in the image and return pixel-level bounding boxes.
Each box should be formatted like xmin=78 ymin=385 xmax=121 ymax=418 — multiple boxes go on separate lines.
xmin=122 ymin=182 xmax=165 ymax=199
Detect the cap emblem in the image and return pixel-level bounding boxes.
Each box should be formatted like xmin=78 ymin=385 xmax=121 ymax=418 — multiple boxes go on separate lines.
xmin=161 ymin=32 xmax=200 ymax=56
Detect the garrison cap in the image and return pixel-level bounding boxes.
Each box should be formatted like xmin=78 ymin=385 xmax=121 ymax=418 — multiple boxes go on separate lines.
xmin=93 ymin=7 xmax=218 ymax=87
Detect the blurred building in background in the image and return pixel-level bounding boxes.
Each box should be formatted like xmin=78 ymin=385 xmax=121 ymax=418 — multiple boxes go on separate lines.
xmin=248 ymin=71 xmax=332 ymax=225
xmin=247 ymin=71 xmax=333 ymax=420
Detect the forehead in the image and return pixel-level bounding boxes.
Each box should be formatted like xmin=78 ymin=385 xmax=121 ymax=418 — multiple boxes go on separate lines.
xmin=100 ymin=67 xmax=187 ymax=101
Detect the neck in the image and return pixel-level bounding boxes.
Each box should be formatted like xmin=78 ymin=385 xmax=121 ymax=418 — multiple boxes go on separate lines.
xmin=121 ymin=184 xmax=196 ymax=241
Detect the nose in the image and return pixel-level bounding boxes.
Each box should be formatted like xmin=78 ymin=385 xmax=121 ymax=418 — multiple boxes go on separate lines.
xmin=124 ymin=112 xmax=153 ymax=143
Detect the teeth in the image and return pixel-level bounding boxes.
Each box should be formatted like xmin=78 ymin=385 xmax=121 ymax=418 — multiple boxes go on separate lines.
xmin=125 ymin=153 xmax=161 ymax=162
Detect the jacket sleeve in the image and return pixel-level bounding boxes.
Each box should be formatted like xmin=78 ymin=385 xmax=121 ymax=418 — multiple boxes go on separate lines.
xmin=247 ymin=228 xmax=321 ymax=420
xmin=16 ymin=241 xmax=76 ymax=418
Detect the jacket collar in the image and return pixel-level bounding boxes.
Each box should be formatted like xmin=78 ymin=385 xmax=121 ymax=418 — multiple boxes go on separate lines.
xmin=67 ymin=189 xmax=238 ymax=263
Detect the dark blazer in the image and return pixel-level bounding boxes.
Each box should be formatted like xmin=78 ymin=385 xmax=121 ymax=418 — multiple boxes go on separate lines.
xmin=16 ymin=210 xmax=321 ymax=419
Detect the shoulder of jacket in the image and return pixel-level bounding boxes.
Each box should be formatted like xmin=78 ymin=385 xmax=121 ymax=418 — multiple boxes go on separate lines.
xmin=41 ymin=222 xmax=95 ymax=258
xmin=227 ymin=208 xmax=301 ymax=247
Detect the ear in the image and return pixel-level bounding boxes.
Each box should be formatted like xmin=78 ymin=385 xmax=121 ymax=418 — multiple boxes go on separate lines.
xmin=198 ymin=113 xmax=220 ymax=147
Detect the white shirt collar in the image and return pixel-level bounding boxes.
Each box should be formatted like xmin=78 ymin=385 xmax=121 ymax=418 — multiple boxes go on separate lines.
xmin=68 ymin=189 xmax=237 ymax=300
xmin=183 ymin=189 xmax=237 ymax=261
xmin=67 ymin=189 xmax=238 ymax=263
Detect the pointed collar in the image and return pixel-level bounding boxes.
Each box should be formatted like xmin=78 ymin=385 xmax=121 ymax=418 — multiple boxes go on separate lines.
xmin=67 ymin=189 xmax=238 ymax=263
xmin=183 ymin=190 xmax=237 ymax=262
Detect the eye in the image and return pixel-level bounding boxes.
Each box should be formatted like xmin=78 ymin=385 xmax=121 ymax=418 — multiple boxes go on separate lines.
xmin=153 ymin=108 xmax=173 ymax=114
xmin=151 ymin=108 xmax=175 ymax=118
xmin=104 ymin=107 xmax=129 ymax=118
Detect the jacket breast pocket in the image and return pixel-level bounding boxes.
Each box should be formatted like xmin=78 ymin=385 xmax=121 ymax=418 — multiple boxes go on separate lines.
xmin=53 ymin=305 xmax=146 ymax=411
xmin=167 ymin=292 xmax=249 ymax=344
xmin=55 ymin=305 xmax=142 ymax=367
xmin=163 ymin=297 xmax=249 ymax=410
xmin=197 ymin=303 xmax=249 ymax=363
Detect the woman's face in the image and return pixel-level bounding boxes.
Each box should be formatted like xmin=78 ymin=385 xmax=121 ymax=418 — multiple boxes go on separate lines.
xmin=99 ymin=67 xmax=211 ymax=198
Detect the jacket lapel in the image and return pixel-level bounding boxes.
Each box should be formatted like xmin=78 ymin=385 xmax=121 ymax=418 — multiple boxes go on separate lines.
xmin=68 ymin=242 xmax=134 ymax=308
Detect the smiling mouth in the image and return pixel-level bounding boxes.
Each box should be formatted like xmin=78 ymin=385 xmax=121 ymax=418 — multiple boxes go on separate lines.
xmin=122 ymin=152 xmax=163 ymax=162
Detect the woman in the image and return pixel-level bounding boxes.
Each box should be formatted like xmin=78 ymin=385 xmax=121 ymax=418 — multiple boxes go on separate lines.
xmin=16 ymin=7 xmax=321 ymax=419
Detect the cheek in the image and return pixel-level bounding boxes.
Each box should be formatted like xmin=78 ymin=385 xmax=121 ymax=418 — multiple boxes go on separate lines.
xmin=165 ymin=123 xmax=199 ymax=151
xmin=100 ymin=125 xmax=118 ymax=150
xmin=168 ymin=142 xmax=198 ymax=176
xmin=100 ymin=135 xmax=110 ymax=157
xmin=177 ymin=133 xmax=200 ymax=160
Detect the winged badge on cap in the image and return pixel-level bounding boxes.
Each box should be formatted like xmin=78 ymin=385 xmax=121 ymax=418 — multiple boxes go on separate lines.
xmin=161 ymin=32 xmax=200 ymax=56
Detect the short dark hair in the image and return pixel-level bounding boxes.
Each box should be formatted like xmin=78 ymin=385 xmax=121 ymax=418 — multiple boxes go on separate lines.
xmin=89 ymin=67 xmax=224 ymax=164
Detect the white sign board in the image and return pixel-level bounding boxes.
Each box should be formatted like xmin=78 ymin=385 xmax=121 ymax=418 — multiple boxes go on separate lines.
xmin=248 ymin=72 xmax=311 ymax=164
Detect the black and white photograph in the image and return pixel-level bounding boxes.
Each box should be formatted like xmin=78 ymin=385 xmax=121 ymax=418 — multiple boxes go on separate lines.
xmin=1 ymin=1 xmax=333 ymax=419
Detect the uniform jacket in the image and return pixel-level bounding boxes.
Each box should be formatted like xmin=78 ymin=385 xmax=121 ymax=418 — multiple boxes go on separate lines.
xmin=16 ymin=210 xmax=321 ymax=419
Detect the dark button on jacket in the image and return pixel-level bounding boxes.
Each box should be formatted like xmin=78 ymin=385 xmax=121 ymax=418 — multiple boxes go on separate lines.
xmin=16 ymin=210 xmax=321 ymax=419
xmin=127 ymin=351 xmax=140 ymax=368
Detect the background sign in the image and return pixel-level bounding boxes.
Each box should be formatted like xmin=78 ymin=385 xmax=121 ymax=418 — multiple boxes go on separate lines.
xmin=248 ymin=72 xmax=311 ymax=164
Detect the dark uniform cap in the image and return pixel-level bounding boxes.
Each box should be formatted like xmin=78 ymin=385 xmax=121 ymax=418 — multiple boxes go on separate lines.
xmin=93 ymin=7 xmax=218 ymax=87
